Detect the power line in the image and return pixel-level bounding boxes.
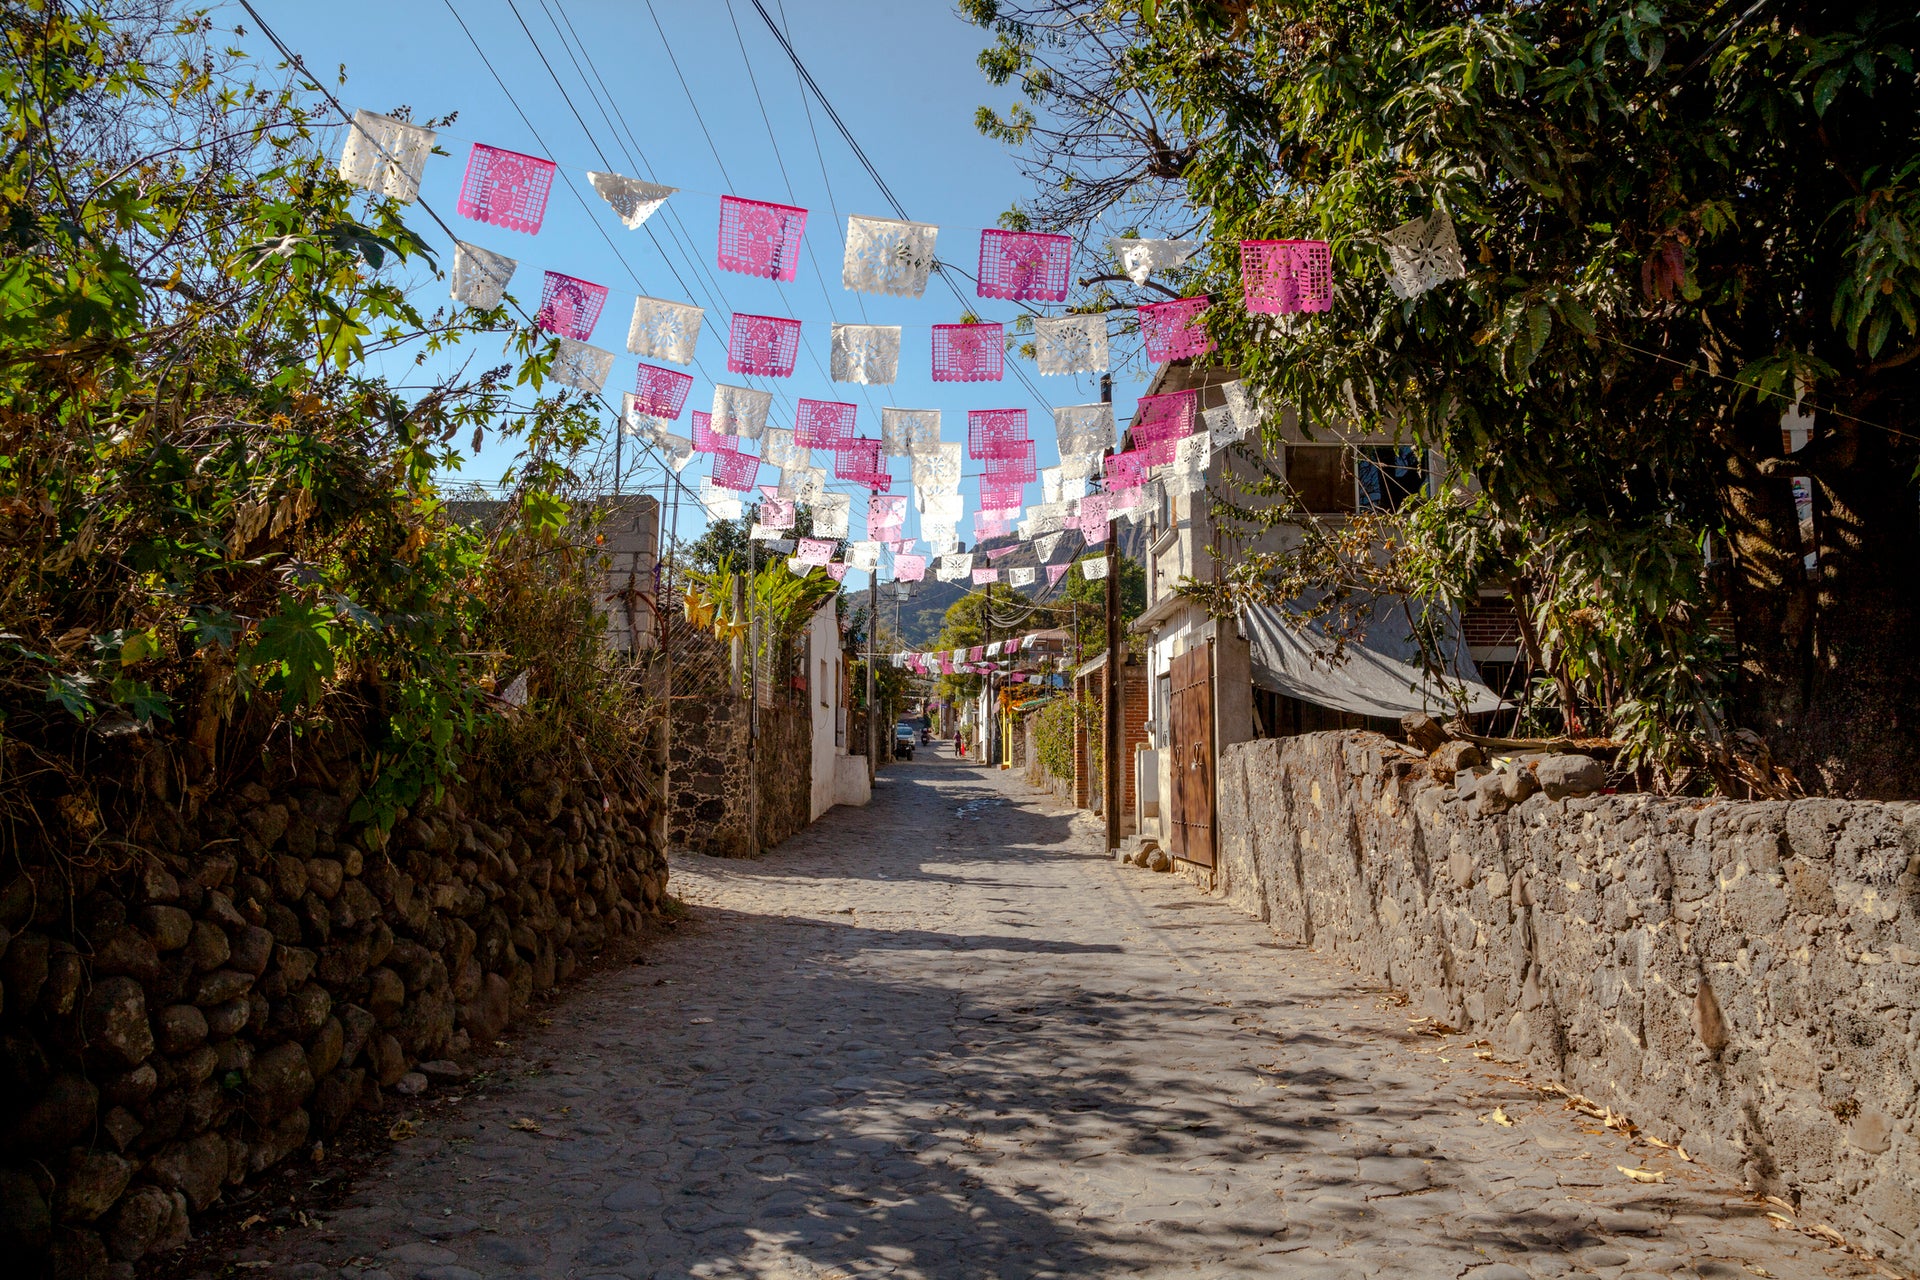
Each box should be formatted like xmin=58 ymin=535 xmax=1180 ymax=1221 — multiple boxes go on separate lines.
xmin=236 ymin=0 xmax=710 ymax=514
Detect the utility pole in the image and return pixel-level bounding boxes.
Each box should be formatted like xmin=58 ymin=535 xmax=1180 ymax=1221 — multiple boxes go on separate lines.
xmin=983 ymin=579 xmax=995 ymax=766
xmin=866 ymin=571 xmax=878 ymax=786
xmin=1102 ymin=373 xmax=1122 ymax=854
xmin=746 ymin=535 xmax=760 ymax=859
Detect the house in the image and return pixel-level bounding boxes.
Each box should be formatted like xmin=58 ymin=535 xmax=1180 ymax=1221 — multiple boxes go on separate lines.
xmin=805 ymin=598 xmax=870 ymax=815
xmin=1127 ymin=363 xmax=1505 ymax=870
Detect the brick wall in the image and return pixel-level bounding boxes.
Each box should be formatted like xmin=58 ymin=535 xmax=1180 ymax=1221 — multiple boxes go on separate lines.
xmin=1071 ymin=659 xmax=1149 ymax=833
xmin=1462 ymin=600 xmax=1521 ymax=650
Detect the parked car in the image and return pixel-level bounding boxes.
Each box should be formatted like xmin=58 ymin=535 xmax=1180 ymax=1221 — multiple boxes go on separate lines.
xmin=893 ymin=722 xmax=916 ymax=760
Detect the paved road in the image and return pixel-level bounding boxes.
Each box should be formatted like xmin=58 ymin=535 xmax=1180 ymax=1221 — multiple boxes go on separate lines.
xmin=255 ymin=748 xmax=1880 ymax=1280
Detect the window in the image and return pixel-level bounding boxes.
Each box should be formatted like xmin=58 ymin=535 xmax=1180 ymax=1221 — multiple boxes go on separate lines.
xmin=819 ymin=658 xmax=829 ymax=707
xmin=1284 ymin=445 xmax=1354 ymax=513
xmin=1357 ymin=446 xmax=1424 ymax=512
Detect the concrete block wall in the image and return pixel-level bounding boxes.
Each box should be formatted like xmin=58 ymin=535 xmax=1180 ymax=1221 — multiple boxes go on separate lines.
xmin=1211 ymin=731 xmax=1920 ymax=1268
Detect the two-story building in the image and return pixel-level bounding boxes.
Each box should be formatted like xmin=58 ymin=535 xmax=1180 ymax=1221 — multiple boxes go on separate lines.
xmin=1126 ymin=363 xmax=1506 ymax=870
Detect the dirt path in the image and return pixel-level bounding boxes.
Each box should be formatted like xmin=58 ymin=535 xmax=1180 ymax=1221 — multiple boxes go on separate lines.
xmin=251 ymin=747 xmax=1876 ymax=1280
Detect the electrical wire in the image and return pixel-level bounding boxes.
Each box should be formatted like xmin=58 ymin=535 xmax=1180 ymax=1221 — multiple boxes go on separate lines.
xmin=236 ymin=0 xmax=709 ymax=513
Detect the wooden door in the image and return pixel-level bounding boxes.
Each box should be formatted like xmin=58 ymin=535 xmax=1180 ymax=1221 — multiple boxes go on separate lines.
xmin=1169 ymin=644 xmax=1215 ymax=866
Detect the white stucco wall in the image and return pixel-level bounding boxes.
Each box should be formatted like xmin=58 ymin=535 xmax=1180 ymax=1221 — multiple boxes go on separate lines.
xmin=806 ymin=602 xmax=841 ymax=821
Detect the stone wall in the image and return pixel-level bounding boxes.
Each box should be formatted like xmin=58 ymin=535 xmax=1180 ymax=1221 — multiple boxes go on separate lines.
xmin=667 ymin=695 xmax=812 ymax=857
xmin=1211 ymin=731 xmax=1920 ymax=1268
xmin=0 ymin=745 xmax=667 ymax=1277
xmin=754 ymin=702 xmax=813 ymax=852
xmin=667 ymin=696 xmax=752 ymax=856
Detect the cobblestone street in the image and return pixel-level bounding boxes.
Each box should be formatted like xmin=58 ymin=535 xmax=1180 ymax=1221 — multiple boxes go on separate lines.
xmin=257 ymin=749 xmax=1881 ymax=1280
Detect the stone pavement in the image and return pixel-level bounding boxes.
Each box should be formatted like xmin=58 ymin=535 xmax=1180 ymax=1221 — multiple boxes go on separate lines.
xmin=251 ymin=747 xmax=1889 ymax=1280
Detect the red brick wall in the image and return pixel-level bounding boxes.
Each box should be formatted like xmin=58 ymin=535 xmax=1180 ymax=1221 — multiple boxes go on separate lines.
xmin=1071 ymin=660 xmax=1149 ymax=833
xmin=1462 ymin=601 xmax=1521 ymax=650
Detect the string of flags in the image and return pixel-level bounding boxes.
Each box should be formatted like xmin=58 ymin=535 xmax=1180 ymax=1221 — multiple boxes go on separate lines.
xmin=335 ymin=108 xmax=1467 ymax=583
xmin=889 ymin=629 xmax=1078 ymax=679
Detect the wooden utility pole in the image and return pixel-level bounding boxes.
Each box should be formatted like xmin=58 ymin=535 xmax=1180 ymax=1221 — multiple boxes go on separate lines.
xmin=1102 ymin=373 xmax=1122 ymax=854
xmin=983 ymin=579 xmax=995 ymax=766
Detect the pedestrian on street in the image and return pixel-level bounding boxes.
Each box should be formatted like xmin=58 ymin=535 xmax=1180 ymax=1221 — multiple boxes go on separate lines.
xmin=954 ymin=730 xmax=965 ymax=758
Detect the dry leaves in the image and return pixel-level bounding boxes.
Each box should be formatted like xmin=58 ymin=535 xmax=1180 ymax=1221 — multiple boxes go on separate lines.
xmin=508 ymin=1117 xmax=542 ymax=1133
xmin=1617 ymin=1165 xmax=1666 ymax=1184
xmin=386 ymin=1118 xmax=417 ymax=1141
xmin=1481 ymin=1107 xmax=1514 ymax=1127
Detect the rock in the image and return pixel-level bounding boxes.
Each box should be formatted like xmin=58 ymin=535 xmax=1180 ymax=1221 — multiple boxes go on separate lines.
xmin=99 ymin=1108 xmax=141 ymax=1152
xmin=337 ymin=1003 xmax=377 ymax=1069
xmin=138 ymin=863 xmax=181 ymax=903
xmin=1400 ymin=713 xmax=1450 ymax=755
xmin=311 ymin=1067 xmax=365 ymax=1137
xmin=80 ymin=978 xmax=152 ymax=1068
xmin=368 ymin=968 xmax=405 ymax=1023
xmin=269 ymin=851 xmax=305 ymax=898
xmin=15 ymin=1074 xmax=99 ymax=1153
xmin=184 ymin=920 xmax=230 ymax=972
xmin=39 ymin=946 xmax=84 ymax=1018
xmin=0 ymin=1165 xmax=52 ymax=1253
xmin=91 ymin=924 xmax=161 ymax=983
xmin=104 ymin=1183 xmax=171 ymax=1260
xmin=49 ymin=1225 xmax=109 ymax=1280
xmin=148 ymin=1130 xmax=228 ymax=1211
xmin=246 ymin=805 xmax=291 ymax=851
xmin=1537 ymin=752 xmax=1607 ymax=799
xmin=100 ymin=1064 xmax=156 ymax=1109
xmin=201 ymin=890 xmax=247 ymax=931
xmin=1456 ymin=766 xmax=1491 ymax=802
xmin=57 ymin=1150 xmax=135 ymax=1223
xmin=245 ymin=1108 xmax=309 ymax=1176
xmin=270 ymin=985 xmax=332 ymax=1041
xmin=1849 ymin=1108 xmax=1895 ymax=1155
xmin=1148 ymin=849 xmax=1173 ymax=872
xmin=418 ymin=1059 xmax=471 ymax=1086
xmin=306 ymin=859 xmax=344 ymax=900
xmin=1498 ymin=762 xmax=1540 ymax=805
xmin=1694 ymin=976 xmax=1730 ymax=1054
xmin=244 ymin=1041 xmax=315 ymax=1124
xmin=153 ymin=1005 xmax=208 ymax=1056
xmin=140 ymin=906 xmax=192 ymax=952
xmin=2 ymin=930 xmax=51 ymax=1011
xmin=393 ymin=1072 xmax=428 ymax=1097
xmin=204 ymin=997 xmax=250 ymax=1040
xmin=460 ymin=974 xmax=510 ymax=1045
xmin=192 ymin=968 xmax=253 ymax=1006
xmin=306 ymin=1017 xmax=344 ymax=1079
xmin=1430 ymin=740 xmax=1484 ymax=784
xmin=227 ymin=925 xmax=274 ymax=976
xmin=367 ymin=1032 xmax=407 ymax=1088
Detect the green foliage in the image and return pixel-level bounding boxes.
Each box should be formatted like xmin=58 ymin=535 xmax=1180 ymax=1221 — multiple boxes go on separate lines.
xmin=0 ymin=4 xmax=636 ymax=840
xmin=972 ymin=0 xmax=1920 ymax=796
xmin=1032 ymin=693 xmax=1100 ymax=784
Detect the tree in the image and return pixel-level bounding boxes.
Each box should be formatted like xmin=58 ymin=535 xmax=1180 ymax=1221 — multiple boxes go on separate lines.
xmin=967 ymin=1 xmax=1920 ymax=798
xmin=681 ymin=504 xmax=817 ymax=573
xmin=0 ymin=3 xmax=621 ymax=843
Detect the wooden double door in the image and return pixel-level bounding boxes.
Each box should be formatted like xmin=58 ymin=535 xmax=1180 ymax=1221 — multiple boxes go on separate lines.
xmin=1168 ymin=642 xmax=1215 ymax=867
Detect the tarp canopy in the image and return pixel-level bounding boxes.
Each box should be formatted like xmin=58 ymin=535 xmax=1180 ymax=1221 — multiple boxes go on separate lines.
xmin=1241 ymin=592 xmax=1504 ymax=720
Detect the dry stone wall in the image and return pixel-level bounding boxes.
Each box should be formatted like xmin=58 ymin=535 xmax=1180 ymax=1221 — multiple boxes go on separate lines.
xmin=666 ymin=698 xmax=812 ymax=857
xmin=0 ymin=748 xmax=667 ymax=1278
xmin=1212 ymin=731 xmax=1920 ymax=1268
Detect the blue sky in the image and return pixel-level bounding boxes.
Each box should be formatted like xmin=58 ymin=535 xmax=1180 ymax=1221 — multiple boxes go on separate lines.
xmin=248 ymin=0 xmax=1151 ymax=585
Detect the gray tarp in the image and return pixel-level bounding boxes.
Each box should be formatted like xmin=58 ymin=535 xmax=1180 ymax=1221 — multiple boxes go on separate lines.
xmin=1240 ymin=593 xmax=1504 ymax=720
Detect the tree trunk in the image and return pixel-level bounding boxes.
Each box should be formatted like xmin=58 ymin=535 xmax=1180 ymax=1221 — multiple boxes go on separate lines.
xmin=1725 ymin=399 xmax=1920 ymax=798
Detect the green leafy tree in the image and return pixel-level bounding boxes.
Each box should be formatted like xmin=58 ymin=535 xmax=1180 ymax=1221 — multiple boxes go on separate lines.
xmin=0 ymin=3 xmax=629 ymax=847
xmin=968 ymin=0 xmax=1920 ymax=798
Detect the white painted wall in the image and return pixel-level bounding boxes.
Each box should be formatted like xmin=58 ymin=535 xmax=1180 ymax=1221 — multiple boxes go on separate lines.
xmin=805 ymin=602 xmax=842 ymax=821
